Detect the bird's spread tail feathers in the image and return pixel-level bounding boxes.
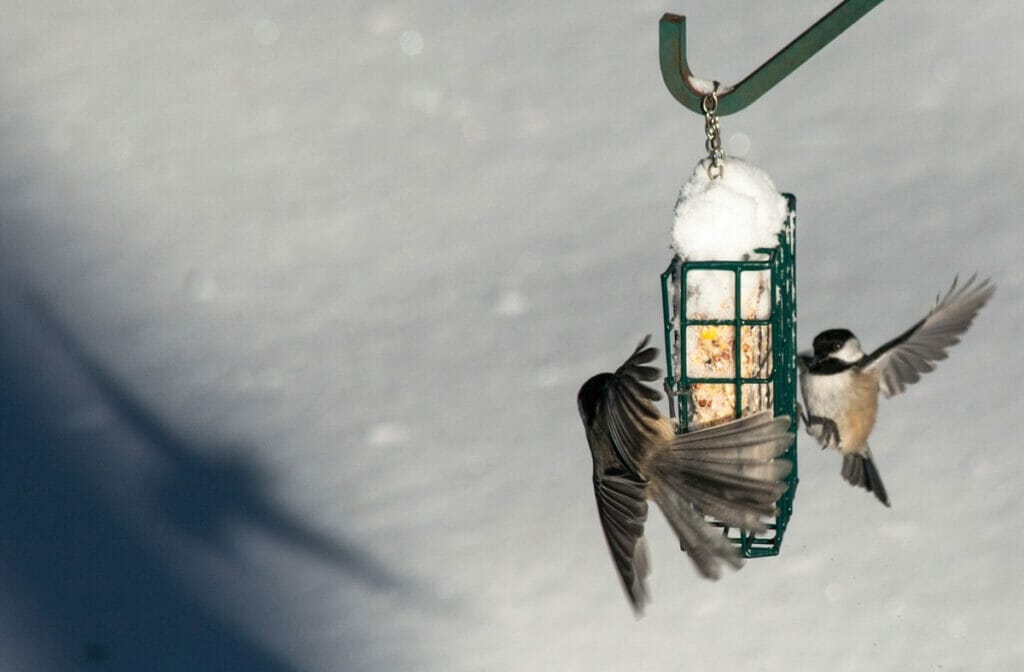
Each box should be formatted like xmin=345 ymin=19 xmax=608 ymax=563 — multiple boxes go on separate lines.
xmin=649 ymin=412 xmax=793 ymax=579
xmin=653 ymin=487 xmax=742 ymax=580
xmin=841 ymin=450 xmax=890 ymax=507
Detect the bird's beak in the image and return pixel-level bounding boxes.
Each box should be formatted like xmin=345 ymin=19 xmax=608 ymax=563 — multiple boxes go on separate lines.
xmin=797 ymin=351 xmax=814 ymax=371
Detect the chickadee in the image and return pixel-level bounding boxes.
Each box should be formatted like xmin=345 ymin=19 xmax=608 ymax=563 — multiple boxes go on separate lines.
xmin=798 ymin=275 xmax=995 ymax=507
xmin=577 ymin=335 xmax=794 ymax=615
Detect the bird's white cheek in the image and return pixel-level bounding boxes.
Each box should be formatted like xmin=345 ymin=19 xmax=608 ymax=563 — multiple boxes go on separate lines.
xmin=834 ymin=339 xmax=865 ymax=363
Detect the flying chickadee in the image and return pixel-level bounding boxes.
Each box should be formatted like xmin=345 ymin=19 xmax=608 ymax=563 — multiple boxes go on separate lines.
xmin=798 ymin=275 xmax=995 ymax=507
xmin=577 ymin=335 xmax=794 ymax=615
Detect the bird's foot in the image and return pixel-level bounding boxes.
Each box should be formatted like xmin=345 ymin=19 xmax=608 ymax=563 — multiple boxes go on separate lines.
xmin=806 ymin=414 xmax=841 ymax=449
xmin=796 ymin=402 xmax=810 ymax=427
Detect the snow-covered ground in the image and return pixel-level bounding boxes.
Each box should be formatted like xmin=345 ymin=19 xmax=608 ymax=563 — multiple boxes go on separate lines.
xmin=1 ymin=2 xmax=1022 ymax=670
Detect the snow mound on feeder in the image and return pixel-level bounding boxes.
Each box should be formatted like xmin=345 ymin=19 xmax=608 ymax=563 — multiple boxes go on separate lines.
xmin=671 ymin=158 xmax=788 ymax=319
xmin=672 ymin=157 xmax=788 ymax=261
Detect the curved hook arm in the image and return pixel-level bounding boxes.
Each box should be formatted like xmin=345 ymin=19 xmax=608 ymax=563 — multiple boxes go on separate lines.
xmin=660 ymin=0 xmax=886 ymax=116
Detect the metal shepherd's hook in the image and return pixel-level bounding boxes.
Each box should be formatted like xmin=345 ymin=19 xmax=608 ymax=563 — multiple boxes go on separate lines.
xmin=660 ymin=0 xmax=887 ymax=116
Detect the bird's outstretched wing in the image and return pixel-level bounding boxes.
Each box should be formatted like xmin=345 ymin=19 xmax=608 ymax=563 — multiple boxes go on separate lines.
xmin=861 ymin=275 xmax=995 ymax=397
xmin=590 ymin=336 xmax=663 ymax=614
xmin=603 ymin=335 xmax=664 ymax=478
xmin=593 ymin=469 xmax=650 ymax=614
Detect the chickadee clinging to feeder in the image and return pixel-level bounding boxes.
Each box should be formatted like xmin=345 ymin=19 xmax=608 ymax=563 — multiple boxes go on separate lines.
xmin=577 ymin=335 xmax=794 ymax=615
xmin=798 ymin=275 xmax=995 ymax=507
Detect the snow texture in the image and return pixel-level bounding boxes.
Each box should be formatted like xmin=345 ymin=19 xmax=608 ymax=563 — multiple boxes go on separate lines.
xmin=684 ymin=76 xmax=734 ymax=96
xmin=673 ymin=157 xmax=786 ymax=318
xmin=673 ymin=157 xmax=789 ymax=262
xmin=1 ymin=2 xmax=1023 ymax=672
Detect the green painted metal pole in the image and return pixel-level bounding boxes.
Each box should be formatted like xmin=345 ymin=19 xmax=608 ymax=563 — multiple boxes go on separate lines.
xmin=660 ymin=0 xmax=886 ymax=116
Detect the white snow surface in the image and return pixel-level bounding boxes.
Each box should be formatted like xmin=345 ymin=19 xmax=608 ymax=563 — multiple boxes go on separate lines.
xmin=1 ymin=2 xmax=1023 ymax=672
xmin=673 ymin=157 xmax=789 ymax=261
xmin=684 ymin=76 xmax=735 ymax=96
xmin=672 ymin=157 xmax=786 ymax=318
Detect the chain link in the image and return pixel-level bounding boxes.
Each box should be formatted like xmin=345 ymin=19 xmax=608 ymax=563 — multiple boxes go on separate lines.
xmin=702 ymin=91 xmax=724 ymax=180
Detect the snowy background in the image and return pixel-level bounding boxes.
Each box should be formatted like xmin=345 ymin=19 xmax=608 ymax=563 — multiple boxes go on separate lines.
xmin=1 ymin=1 xmax=1022 ymax=670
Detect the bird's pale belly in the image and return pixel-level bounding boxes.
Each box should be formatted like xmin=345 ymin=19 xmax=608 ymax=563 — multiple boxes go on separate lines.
xmin=800 ymin=369 xmax=879 ymax=454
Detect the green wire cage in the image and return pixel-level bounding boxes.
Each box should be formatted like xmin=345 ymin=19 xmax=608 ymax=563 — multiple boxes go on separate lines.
xmin=660 ymin=193 xmax=799 ymax=558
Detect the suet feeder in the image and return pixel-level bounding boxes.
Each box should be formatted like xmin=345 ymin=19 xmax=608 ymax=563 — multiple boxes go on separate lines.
xmin=656 ymin=0 xmax=885 ymax=555
xmin=660 ymin=198 xmax=798 ymax=557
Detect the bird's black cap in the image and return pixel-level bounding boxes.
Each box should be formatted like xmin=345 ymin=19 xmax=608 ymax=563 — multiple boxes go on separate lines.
xmin=812 ymin=328 xmax=856 ymax=359
xmin=577 ymin=373 xmax=612 ymax=424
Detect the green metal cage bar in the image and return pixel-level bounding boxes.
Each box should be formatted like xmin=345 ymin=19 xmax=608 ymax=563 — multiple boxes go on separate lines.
xmin=660 ymin=193 xmax=798 ymax=557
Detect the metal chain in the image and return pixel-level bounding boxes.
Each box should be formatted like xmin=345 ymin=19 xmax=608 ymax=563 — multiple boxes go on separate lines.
xmin=702 ymin=90 xmax=724 ymax=180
